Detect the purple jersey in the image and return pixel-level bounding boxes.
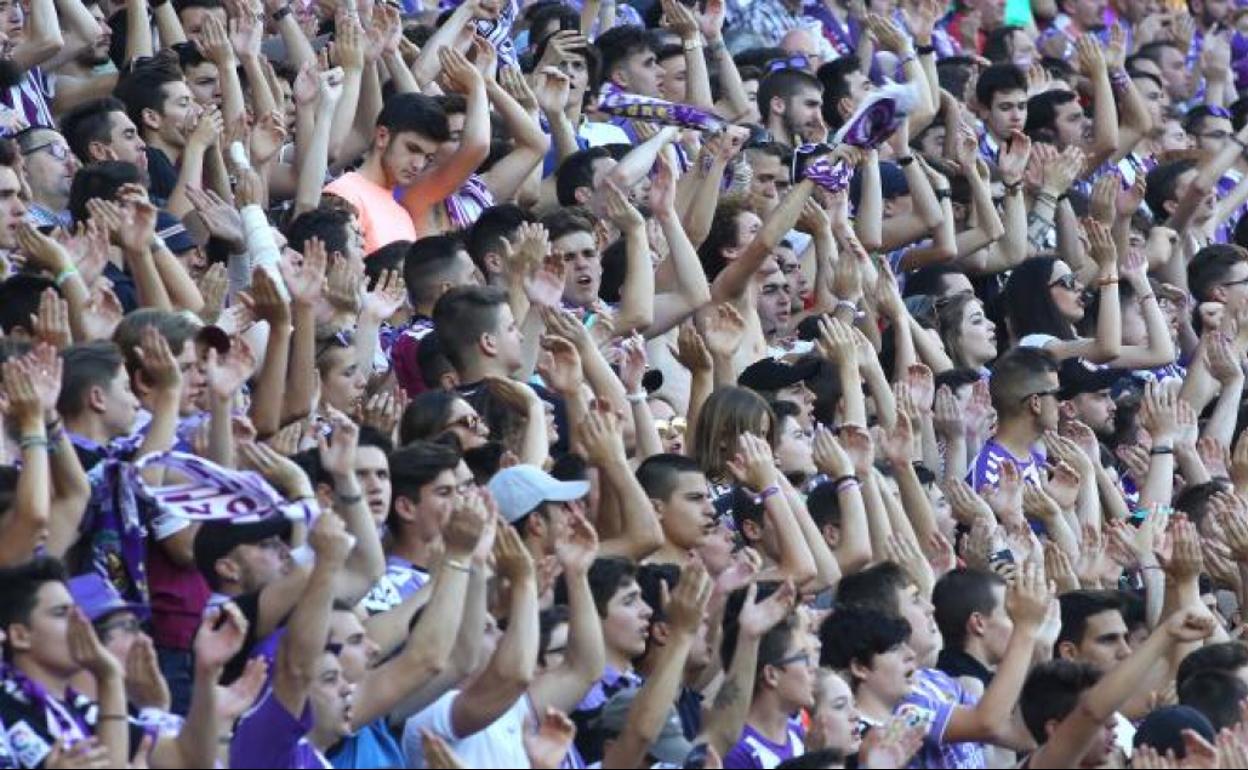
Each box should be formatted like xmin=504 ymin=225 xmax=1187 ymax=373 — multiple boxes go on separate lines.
xmin=360 ymin=556 xmax=429 ymax=616
xmin=723 ymin=720 xmax=805 ymax=769
xmin=229 ymin=689 xmax=329 ymax=769
xmin=899 ymin=668 xmax=987 ymax=769
xmin=969 ymin=438 xmax=1046 ymax=491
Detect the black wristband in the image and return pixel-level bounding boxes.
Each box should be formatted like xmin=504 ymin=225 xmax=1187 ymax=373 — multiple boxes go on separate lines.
xmin=935 ymin=188 xmax=951 ymax=200
xmin=897 ymin=155 xmax=915 ymax=167
xmin=916 ymin=44 xmax=936 ymax=56
xmin=272 ymin=5 xmax=292 ymax=21
xmin=1149 ymin=446 xmax=1175 ymax=456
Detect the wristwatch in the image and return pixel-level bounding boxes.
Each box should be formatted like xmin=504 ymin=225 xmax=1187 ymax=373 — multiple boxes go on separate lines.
xmin=683 ymin=37 xmax=704 ymax=52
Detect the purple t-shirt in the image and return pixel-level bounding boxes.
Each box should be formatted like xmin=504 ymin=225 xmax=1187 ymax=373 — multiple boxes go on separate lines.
xmin=968 ymin=438 xmax=1046 ymax=491
xmin=723 ymin=720 xmax=805 ymax=769
xmin=900 ymin=668 xmax=987 ymax=770
xmin=229 ymin=689 xmax=328 ymax=769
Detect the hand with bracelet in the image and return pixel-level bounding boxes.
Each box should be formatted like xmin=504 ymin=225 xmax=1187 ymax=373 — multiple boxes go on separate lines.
xmin=726 ymin=433 xmax=779 ymax=493
xmin=1 ymin=354 xmax=48 ymax=449
xmin=318 ymin=407 xmax=363 ymax=506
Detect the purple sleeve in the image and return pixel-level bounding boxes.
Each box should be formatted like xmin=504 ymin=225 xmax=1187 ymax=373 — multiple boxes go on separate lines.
xmin=899 ymin=691 xmax=956 ymax=747
xmin=389 ymin=333 xmax=425 ymax=396
xmin=723 ymin=739 xmax=764 ymax=769
xmin=229 ymin=689 xmax=312 ymax=769
xmin=968 ymin=444 xmax=1002 ymax=491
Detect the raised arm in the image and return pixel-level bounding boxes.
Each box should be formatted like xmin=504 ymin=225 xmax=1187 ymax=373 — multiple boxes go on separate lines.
xmin=582 ymin=408 xmax=665 ymax=561
xmin=601 ymin=180 xmax=655 ymax=335
xmin=318 ymin=412 xmax=387 ymax=603
xmin=450 ymin=523 xmax=539 ymax=736
xmin=242 ymin=268 xmax=293 ymax=439
xmin=12 ymin=0 xmax=63 ymax=72
xmin=711 ymin=180 xmax=814 ymax=302
xmin=0 ymin=356 xmax=50 ymax=566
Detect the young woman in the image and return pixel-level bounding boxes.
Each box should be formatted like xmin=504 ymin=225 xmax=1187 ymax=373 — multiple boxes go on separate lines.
xmin=936 ymin=293 xmax=999 ymax=373
xmin=399 ymin=390 xmax=491 ymax=449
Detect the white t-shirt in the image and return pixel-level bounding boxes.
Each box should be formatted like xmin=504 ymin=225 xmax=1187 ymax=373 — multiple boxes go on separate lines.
xmin=401 ymin=689 xmax=532 ymax=769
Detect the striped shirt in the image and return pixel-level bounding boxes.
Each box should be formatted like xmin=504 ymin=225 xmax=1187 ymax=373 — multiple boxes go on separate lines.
xmin=0 ymin=68 xmax=54 ymax=130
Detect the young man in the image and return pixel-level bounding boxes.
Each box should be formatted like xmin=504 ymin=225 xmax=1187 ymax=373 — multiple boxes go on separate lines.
xmin=489 ymin=463 xmax=590 ymax=558
xmin=60 ymin=97 xmax=149 ymax=170
xmin=757 ymin=68 xmax=825 ymax=149
xmin=0 ymin=557 xmax=242 ymax=768
xmin=1057 ymin=360 xmax=1126 ymax=441
xmin=113 ymin=56 xmax=215 ymax=213
xmin=594 ymin=25 xmax=660 ymax=98
xmin=1055 ymin=591 xmax=1132 ymax=673
xmin=360 ymin=440 xmax=463 ymax=616
xmin=970 ymin=347 xmax=1060 ymax=490
xmin=1020 ymin=609 xmax=1215 ymax=768
xmin=636 ymin=454 xmax=716 ymax=566
xmin=932 ymin=568 xmax=1013 ymax=691
xmin=974 ymin=63 xmax=1029 ymax=165
xmin=831 ymin=562 xmax=1051 ymax=766
xmin=388 ymin=233 xmax=481 ymax=396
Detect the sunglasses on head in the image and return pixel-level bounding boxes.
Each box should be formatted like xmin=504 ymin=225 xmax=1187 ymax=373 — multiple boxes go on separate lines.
xmin=766 ymin=53 xmax=812 ymax=74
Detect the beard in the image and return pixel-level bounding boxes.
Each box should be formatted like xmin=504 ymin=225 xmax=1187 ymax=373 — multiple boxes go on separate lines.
xmin=0 ymin=59 xmax=23 ymax=89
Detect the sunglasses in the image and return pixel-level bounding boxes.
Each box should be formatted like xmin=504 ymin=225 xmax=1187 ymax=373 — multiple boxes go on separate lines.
xmin=315 ymin=329 xmax=354 ymax=358
xmin=447 ymin=413 xmax=485 ymax=433
xmin=766 ymin=53 xmax=813 ymax=73
xmin=1049 ymin=273 xmax=1081 ymax=292
xmin=96 ymin=616 xmax=142 ymax=637
xmin=655 ymin=417 xmax=687 ymax=437
xmin=771 ymin=651 xmax=812 ymax=669
xmin=20 ymin=142 xmax=71 ymax=161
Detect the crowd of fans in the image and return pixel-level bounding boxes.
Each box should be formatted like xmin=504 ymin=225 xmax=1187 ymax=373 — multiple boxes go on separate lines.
xmin=8 ymin=0 xmax=1248 ymax=766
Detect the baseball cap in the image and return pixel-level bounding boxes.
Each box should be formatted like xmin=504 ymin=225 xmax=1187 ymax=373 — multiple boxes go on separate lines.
xmin=1133 ymin=706 xmax=1215 ymax=758
xmin=487 ymin=465 xmax=590 ymax=524
xmin=738 ymin=357 xmax=822 ymax=393
xmin=850 ymin=161 xmax=909 ymax=209
xmin=156 ymin=210 xmax=199 ymax=255
xmin=193 ymin=516 xmax=293 ymax=582
xmin=594 ymin=686 xmax=694 ymax=765
xmin=1057 ymin=359 xmax=1129 ymax=401
xmin=67 ymin=573 xmax=149 ymax=624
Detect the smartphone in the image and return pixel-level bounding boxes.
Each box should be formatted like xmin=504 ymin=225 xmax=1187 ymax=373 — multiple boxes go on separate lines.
xmin=989 ymin=548 xmax=1015 ymax=566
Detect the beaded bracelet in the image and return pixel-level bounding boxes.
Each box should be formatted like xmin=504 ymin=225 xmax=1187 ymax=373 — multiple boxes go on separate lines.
xmin=19 ymin=435 xmax=48 ymax=451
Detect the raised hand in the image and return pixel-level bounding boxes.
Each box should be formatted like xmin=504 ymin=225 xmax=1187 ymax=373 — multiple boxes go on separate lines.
xmin=362 ymin=269 xmax=407 ymax=322
xmin=702 ymin=303 xmax=746 ymax=359
xmin=738 ymin=580 xmax=796 ymax=639
xmin=133 ymin=325 xmax=181 ymax=394
xmin=601 ymin=179 xmax=645 ymax=232
xmin=238 ymin=440 xmax=314 ymax=498
xmin=438 ymin=46 xmax=484 ymax=95
xmin=494 ymin=516 xmax=536 ymax=583
xmin=239 ymin=267 xmax=292 ymax=326
xmin=442 ymin=488 xmax=489 ymax=559
xmin=837 ymin=424 xmax=875 ymax=477
xmin=813 ymin=426 xmax=853 ymax=477
xmin=318 ymin=407 xmax=360 ymax=479
xmin=30 ymin=288 xmax=71 ymax=351
xmin=982 ymin=459 xmax=1024 ymax=528
xmin=554 ymin=510 xmax=599 ymax=576
xmin=279 ymin=237 xmax=328 ymax=307
xmin=124 ymin=635 xmax=170 ymax=710
xmin=665 ymin=560 xmax=712 ymax=636
xmin=194 ymin=602 xmax=249 ymax=672
xmin=69 ymin=608 xmax=122 ymax=680
xmin=309 ymin=509 xmax=354 ymax=567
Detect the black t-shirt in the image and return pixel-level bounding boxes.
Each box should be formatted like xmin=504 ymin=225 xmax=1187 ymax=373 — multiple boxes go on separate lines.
xmin=0 ymin=673 xmax=148 ymax=768
xmin=143 ymin=147 xmax=178 ymax=207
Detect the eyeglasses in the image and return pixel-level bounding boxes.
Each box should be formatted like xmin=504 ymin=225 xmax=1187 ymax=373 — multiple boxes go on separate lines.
xmin=771 ymin=651 xmax=811 ymax=669
xmin=1018 ymin=387 xmax=1061 ymax=404
xmin=96 ymin=616 xmax=141 ymax=637
xmin=1049 ymin=273 xmax=1081 ymax=292
xmin=20 ymin=142 xmax=71 ymax=161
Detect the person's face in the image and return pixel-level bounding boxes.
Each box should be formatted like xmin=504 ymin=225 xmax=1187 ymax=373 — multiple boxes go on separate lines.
xmin=987 ymin=89 xmax=1028 ymax=139
xmin=103 ymin=111 xmax=147 ymax=169
xmin=621 ymin=49 xmax=661 ymax=97
xmin=1067 ymin=0 xmax=1105 ymax=27
xmin=1053 ymin=100 xmax=1089 ymax=149
xmin=897 ymin=584 xmax=941 ymax=664
xmin=1048 ymin=260 xmax=1086 ymax=323
xmin=354 ymin=446 xmax=392 ymax=530
xmin=10 ymin=582 xmax=76 ymax=677
xmin=413 ymin=468 xmax=461 ymax=535
xmin=490 ymin=302 xmax=526 ymax=374
xmin=1007 ymin=28 xmax=1036 ymax=68
xmin=320 ymin=347 xmax=366 ymax=414
xmin=813 ymin=672 xmax=861 ymax=755
xmin=179 ymin=5 xmax=226 ymax=44
xmin=603 ymin=578 xmax=653 ymax=658
xmin=152 ymin=80 xmax=199 ymax=149
xmin=696 ymin=522 xmax=736 ymax=576
xmin=656 ymin=471 xmax=714 ymax=551
xmin=724 ymin=211 xmax=763 ymax=263
xmin=0 ymin=0 xmax=23 ymax=39
xmin=859 ymin=643 xmax=917 ymax=705
xmin=379 ymin=129 xmax=441 ymax=187
xmin=770 ymin=640 xmax=816 ymax=710
xmin=82 ymin=3 xmax=112 ymax=66
xmin=310 ymin=652 xmax=355 ymax=741
xmin=775 ymin=416 xmax=816 ymax=477
xmin=541 ymin=621 xmax=569 ymax=672
xmin=977 ymin=584 xmax=1014 ymax=665
xmin=649 ymin=398 xmax=686 ymax=454
xmin=0 ymin=166 xmax=24 ymax=249
xmin=1070 ymin=390 xmax=1116 ymax=436
xmin=776 ymin=382 xmax=815 ymax=428
xmin=658 ymin=55 xmax=687 ymax=103
xmin=553 ymin=230 xmax=601 ymax=308
xmin=184 ymin=61 xmax=222 ymax=110
xmin=557 ymin=52 xmax=590 ymax=103
xmin=955 ymin=299 xmax=998 ymax=367
xmin=1158 ymin=45 xmax=1192 ymax=101
xmin=1175 ymin=167 xmax=1217 ymax=223
xmin=22 ymin=132 xmax=78 ymax=205
xmin=774 ymin=245 xmax=806 ymax=309
xmin=1157 ymin=119 xmax=1190 ymax=152
xmin=1212 ymin=259 xmax=1248 ymax=306
xmin=756 ymin=262 xmax=793 ymax=336
xmin=101 ymin=366 xmax=141 ymax=438
xmin=739 ymin=79 xmax=761 ymax=123
xmin=1135 ymin=77 xmax=1168 ymax=130
xmin=748 ymin=151 xmax=784 ymax=214
xmin=96 ymin=610 xmax=143 ymax=664
xmin=175 ymin=342 xmax=206 ymax=416
xmin=916 ymin=124 xmax=945 ymax=158
xmin=779 ymin=86 xmax=826 ymax=144
xmin=1062 ymin=609 xmax=1131 ymax=673
xmin=330 ymin=610 xmax=381 ymax=684
xmin=444 ymin=398 xmax=490 ymax=450
xmin=1194 ymin=115 xmax=1233 ymax=154
xmin=231 ymin=535 xmax=293 ymax=591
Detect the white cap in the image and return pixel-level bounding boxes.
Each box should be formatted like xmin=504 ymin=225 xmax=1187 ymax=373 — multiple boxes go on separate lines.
xmin=487 ymin=465 xmax=590 ymax=523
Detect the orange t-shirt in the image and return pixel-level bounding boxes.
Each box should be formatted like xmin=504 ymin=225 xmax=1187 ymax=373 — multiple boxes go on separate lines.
xmin=323 ymin=171 xmax=417 ymax=256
